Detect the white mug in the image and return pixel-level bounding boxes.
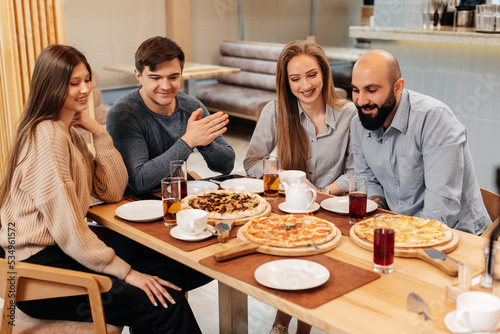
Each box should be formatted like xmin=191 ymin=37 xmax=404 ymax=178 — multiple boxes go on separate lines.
xmin=285 ymin=182 xmax=317 ymax=211
xmin=279 ymin=170 xmax=306 ymax=186
xmin=176 ymin=209 xmax=208 ymax=235
xmin=456 ymin=291 xmax=500 ymax=331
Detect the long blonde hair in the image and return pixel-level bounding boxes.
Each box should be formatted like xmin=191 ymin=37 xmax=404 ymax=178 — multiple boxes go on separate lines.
xmin=276 ymin=40 xmax=346 ymax=173
xmin=0 ymin=44 xmax=91 ymax=207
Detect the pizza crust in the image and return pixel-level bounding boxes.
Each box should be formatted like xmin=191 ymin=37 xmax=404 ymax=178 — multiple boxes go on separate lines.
xmin=353 ymin=215 xmax=452 ymax=248
xmin=181 ymin=189 xmax=268 ymax=220
xmin=243 ymin=214 xmax=337 ymax=248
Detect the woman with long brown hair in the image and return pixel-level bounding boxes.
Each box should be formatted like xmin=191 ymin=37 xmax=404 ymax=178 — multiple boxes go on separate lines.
xmin=244 ymin=40 xmax=355 ymax=197
xmin=0 ymin=44 xmax=205 ymax=333
xmin=245 ymin=40 xmax=356 ymax=334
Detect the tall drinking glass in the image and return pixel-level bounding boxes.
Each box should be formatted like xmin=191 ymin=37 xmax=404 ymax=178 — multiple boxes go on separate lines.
xmin=161 ymin=177 xmax=181 ymax=226
xmin=373 ymin=214 xmax=396 ymax=274
xmin=170 ymin=160 xmax=188 ymax=199
xmin=263 ymin=156 xmax=280 ymax=200
xmin=349 ymin=175 xmax=367 ymax=225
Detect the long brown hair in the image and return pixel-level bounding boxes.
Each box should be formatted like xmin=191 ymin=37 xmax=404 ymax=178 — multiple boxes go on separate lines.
xmin=276 ymin=40 xmax=346 ymax=173
xmin=0 ymin=44 xmax=91 ymax=207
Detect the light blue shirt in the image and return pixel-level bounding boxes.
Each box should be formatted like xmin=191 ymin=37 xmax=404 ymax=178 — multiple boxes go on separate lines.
xmin=244 ymin=100 xmax=356 ymax=191
xmin=351 ymin=89 xmax=491 ymax=235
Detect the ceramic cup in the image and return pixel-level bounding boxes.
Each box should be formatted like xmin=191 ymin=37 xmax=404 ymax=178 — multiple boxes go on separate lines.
xmin=279 ymin=170 xmax=306 ymax=186
xmin=455 ymin=291 xmax=500 ymax=331
xmin=176 ymin=209 xmax=208 ymax=236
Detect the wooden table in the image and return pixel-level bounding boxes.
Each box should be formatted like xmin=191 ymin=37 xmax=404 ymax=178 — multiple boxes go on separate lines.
xmin=87 ymin=196 xmax=490 ymax=334
xmin=103 ymin=62 xmax=241 ymax=96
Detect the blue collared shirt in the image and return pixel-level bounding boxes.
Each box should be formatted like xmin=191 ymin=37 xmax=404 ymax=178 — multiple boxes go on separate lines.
xmin=351 ymin=89 xmax=491 ymax=235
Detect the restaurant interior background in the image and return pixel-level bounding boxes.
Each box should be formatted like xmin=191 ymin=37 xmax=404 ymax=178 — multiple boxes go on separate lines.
xmin=0 ymin=0 xmax=499 ymax=192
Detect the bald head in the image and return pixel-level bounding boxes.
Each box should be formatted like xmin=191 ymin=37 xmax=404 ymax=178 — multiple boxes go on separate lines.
xmin=354 ymin=50 xmax=401 ymax=85
xmin=351 ymin=50 xmax=405 ymax=130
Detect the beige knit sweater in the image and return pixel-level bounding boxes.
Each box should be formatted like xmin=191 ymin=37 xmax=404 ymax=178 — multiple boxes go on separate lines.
xmin=0 ymin=120 xmax=131 ymax=279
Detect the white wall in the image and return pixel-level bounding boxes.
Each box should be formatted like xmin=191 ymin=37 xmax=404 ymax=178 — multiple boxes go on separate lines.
xmin=373 ymin=40 xmax=500 ymax=192
xmin=64 ymin=0 xmax=166 ymax=89
xmin=64 ymin=0 xmax=362 ymax=89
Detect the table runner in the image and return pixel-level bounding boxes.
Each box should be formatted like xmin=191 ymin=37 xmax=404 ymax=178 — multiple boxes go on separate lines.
xmin=113 ymin=217 xmax=243 ymax=252
xmin=269 ymin=193 xmax=383 ymax=236
xmin=199 ymin=253 xmax=381 ymax=309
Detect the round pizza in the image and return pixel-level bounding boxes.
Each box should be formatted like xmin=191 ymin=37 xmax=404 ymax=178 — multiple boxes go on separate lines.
xmin=243 ymin=214 xmax=337 ymax=248
xmin=353 ymin=215 xmax=453 ymax=248
xmin=181 ymin=189 xmax=268 ymax=220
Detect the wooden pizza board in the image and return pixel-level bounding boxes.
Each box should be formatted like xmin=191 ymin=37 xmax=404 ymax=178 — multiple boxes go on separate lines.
xmin=207 ymin=200 xmax=272 ymax=226
xmin=349 ymin=225 xmax=460 ymax=276
xmin=214 ymin=222 xmax=342 ymax=262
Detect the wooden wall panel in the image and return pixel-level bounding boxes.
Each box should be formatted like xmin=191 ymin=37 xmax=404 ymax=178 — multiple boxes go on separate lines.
xmin=0 ymin=0 xmax=65 ymax=179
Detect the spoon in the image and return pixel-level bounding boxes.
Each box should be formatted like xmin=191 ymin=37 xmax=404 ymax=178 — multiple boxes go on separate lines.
xmin=407 ymin=292 xmax=431 ymax=321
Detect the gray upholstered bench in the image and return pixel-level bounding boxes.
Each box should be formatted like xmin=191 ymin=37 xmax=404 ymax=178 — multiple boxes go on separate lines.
xmin=196 ymin=40 xmax=348 ymax=122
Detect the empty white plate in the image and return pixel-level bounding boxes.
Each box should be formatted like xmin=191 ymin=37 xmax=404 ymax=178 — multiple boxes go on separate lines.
xmin=187 ymin=180 xmax=218 ymax=195
xmin=220 ymin=178 xmax=264 ymax=193
xmin=254 ymin=259 xmax=330 ymax=290
xmin=115 ymin=200 xmax=163 ymax=222
xmin=320 ymin=197 xmax=377 ymax=215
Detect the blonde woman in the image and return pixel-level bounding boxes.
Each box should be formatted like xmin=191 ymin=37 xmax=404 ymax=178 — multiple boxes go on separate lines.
xmin=244 ymin=40 xmax=355 ymax=197
xmin=244 ymin=40 xmax=356 ymax=334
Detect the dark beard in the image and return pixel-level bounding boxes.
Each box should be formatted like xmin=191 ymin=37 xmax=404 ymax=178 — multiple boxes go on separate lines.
xmin=356 ymin=91 xmax=397 ymax=131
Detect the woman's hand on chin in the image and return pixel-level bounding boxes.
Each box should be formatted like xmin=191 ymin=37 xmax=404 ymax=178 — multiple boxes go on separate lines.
xmin=71 ymin=111 xmax=105 ymax=134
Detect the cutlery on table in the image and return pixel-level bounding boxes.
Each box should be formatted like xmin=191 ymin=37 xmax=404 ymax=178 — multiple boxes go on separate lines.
xmin=413 ymin=247 xmax=459 ymax=276
xmin=407 ymin=292 xmax=431 ymax=321
xmin=309 ymin=243 xmax=321 ymax=251
xmin=424 ymin=248 xmax=461 ymax=265
xmin=204 ymin=221 xmax=232 ymax=236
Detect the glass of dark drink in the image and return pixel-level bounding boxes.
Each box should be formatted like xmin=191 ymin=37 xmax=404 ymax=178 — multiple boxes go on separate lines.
xmin=170 ymin=160 xmax=188 ymax=199
xmin=161 ymin=177 xmax=181 ymax=227
xmin=263 ymin=156 xmax=280 ymax=200
xmin=348 ymin=175 xmax=367 ymax=225
xmin=373 ymin=214 xmax=396 ymax=274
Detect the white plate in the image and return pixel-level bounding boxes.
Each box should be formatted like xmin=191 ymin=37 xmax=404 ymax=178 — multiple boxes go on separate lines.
xmin=254 ymin=259 xmax=330 ymax=290
xmin=187 ymin=180 xmax=218 ymax=195
xmin=170 ymin=225 xmax=214 ymax=241
xmin=115 ymin=200 xmax=163 ymax=222
xmin=320 ymin=197 xmax=377 ymax=215
xmin=278 ymin=202 xmax=320 ymax=214
xmin=220 ymin=178 xmax=264 ymax=193
xmin=444 ymin=310 xmax=498 ymax=334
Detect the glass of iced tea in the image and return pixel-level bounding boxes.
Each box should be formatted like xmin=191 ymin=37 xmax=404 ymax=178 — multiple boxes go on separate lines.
xmin=161 ymin=177 xmax=181 ymax=226
xmin=263 ymin=156 xmax=280 ymax=200
xmin=170 ymin=160 xmax=188 ymax=199
xmin=373 ymin=214 xmax=396 ymax=274
xmin=348 ymin=175 xmax=367 ymax=225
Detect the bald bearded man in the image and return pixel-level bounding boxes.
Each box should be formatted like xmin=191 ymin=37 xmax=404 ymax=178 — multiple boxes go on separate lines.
xmin=350 ymin=50 xmax=491 ymax=235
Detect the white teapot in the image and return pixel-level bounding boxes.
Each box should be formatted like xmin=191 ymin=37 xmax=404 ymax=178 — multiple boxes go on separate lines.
xmin=285 ymin=182 xmax=317 ymax=211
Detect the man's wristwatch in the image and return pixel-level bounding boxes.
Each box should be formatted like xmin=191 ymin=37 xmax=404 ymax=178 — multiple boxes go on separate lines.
xmin=320 ymin=187 xmax=330 ymax=194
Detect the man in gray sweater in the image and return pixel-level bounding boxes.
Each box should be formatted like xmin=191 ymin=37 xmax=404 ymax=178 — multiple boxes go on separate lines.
xmin=107 ymin=36 xmax=235 ymax=194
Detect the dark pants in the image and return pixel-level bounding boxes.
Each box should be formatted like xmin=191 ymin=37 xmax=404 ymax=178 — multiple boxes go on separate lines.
xmin=18 ymin=238 xmax=211 ymax=334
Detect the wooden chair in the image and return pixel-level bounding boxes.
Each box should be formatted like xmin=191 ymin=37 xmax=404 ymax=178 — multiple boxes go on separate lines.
xmin=0 ymin=248 xmax=122 ymax=334
xmin=480 ymin=188 xmax=500 ymax=239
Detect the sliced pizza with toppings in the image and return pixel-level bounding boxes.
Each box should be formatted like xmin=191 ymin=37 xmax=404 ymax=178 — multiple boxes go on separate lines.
xmin=181 ymin=189 xmax=268 ymax=220
xmin=353 ymin=215 xmax=453 ymax=248
xmin=243 ymin=214 xmax=337 ymax=248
